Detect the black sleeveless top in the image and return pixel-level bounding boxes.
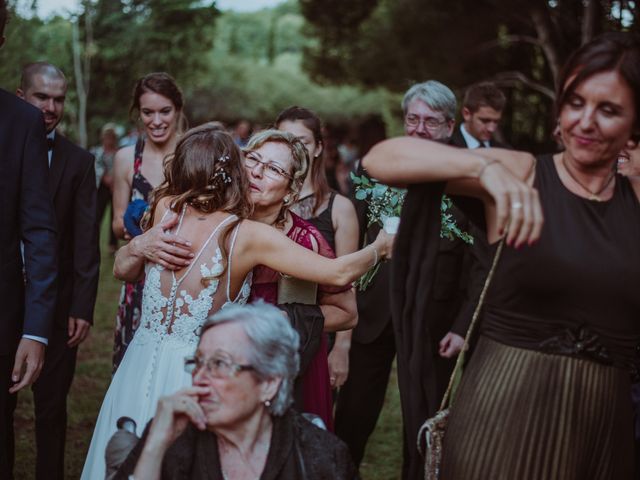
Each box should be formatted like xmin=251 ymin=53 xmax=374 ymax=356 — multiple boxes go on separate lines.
xmin=304 ymin=192 xmax=337 ymax=252
xmin=481 ymin=155 xmax=640 ymax=375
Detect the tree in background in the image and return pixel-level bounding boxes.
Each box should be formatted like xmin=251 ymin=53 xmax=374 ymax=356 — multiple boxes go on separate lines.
xmin=300 ymin=0 xmax=640 ymax=150
xmin=86 ymin=0 xmax=218 ymax=141
xmin=0 ymin=0 xmax=402 ymax=145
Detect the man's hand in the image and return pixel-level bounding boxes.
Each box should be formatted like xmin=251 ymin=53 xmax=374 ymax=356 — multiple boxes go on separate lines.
xmin=438 ymin=332 xmax=465 ymax=359
xmin=9 ymin=338 xmax=45 ymax=393
xmin=130 ymin=213 xmax=193 ymax=270
xmin=67 ymin=317 xmax=91 ymax=347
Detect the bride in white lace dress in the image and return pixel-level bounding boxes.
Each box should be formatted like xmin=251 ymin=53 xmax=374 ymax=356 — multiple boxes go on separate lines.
xmin=81 ymin=125 xmax=393 ymax=479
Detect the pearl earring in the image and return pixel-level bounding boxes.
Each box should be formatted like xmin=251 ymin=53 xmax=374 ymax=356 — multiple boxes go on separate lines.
xmin=264 ymin=399 xmax=272 ymax=407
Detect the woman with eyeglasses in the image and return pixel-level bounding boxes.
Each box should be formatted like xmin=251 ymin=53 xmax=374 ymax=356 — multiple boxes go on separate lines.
xmin=244 ymin=129 xmax=357 ymax=430
xmin=365 ymin=32 xmax=640 ymax=479
xmin=81 ymin=125 xmax=393 ymax=479
xmin=114 ymin=302 xmax=357 ymax=480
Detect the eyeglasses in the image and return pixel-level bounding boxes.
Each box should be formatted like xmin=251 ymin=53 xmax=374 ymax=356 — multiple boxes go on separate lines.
xmin=404 ymin=114 xmax=449 ymax=130
xmin=184 ymin=354 xmax=255 ymax=379
xmin=244 ymin=153 xmax=292 ymax=180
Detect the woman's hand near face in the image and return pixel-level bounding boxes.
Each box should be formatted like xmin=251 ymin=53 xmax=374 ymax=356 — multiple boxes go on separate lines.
xmin=133 ymin=387 xmax=209 ymax=480
xmin=145 ymin=387 xmax=209 ymax=451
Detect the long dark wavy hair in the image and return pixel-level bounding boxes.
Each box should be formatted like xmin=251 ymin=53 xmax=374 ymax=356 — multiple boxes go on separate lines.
xmin=145 ymin=124 xmax=253 ymax=276
xmin=275 ymin=106 xmax=329 ymax=215
xmin=129 ymin=72 xmax=189 ymax=134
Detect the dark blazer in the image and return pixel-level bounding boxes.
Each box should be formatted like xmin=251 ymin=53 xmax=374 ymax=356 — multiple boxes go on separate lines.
xmin=449 ymin=125 xmax=510 ymax=149
xmin=49 ymin=133 xmax=99 ymax=328
xmin=0 ymin=89 xmax=58 ymax=354
xmin=351 ymin=165 xmax=469 ymax=345
xmin=351 ymin=164 xmax=392 ymax=344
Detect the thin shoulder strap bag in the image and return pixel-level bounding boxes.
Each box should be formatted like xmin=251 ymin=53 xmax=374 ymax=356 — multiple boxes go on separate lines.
xmin=418 ymin=236 xmax=507 ymax=480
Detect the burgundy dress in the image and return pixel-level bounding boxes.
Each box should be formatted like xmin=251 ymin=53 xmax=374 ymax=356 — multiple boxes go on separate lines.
xmin=249 ymin=212 xmax=348 ymax=430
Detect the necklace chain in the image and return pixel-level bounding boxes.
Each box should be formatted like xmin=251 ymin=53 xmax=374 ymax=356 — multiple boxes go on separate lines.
xmin=561 ymin=155 xmax=616 ymax=202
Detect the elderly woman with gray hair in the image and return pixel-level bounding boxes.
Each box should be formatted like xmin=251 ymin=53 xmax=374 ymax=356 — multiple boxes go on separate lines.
xmin=114 ymin=302 xmax=357 ymax=479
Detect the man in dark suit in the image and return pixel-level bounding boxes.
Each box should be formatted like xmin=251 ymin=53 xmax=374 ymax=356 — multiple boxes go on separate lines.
xmin=449 ymin=81 xmax=509 ymax=149
xmin=17 ymin=62 xmax=99 ymax=480
xmin=335 ymin=81 xmax=468 ymax=469
xmin=0 ymin=3 xmax=59 ymax=478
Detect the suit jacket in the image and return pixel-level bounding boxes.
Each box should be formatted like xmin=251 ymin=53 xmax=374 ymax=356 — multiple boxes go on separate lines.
xmin=351 ymin=164 xmax=468 ymax=345
xmin=0 ymin=89 xmax=58 ymax=354
xmin=351 ymin=164 xmax=393 ymax=344
xmin=49 ymin=133 xmax=99 ymax=328
xmin=449 ymin=125 xmax=510 ymax=149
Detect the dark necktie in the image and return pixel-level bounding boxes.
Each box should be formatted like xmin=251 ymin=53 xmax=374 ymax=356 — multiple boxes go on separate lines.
xmin=47 ymin=138 xmax=55 ymax=151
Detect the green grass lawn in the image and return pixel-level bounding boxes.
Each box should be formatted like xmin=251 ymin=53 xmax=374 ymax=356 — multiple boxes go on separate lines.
xmin=14 ymin=217 xmax=403 ymax=479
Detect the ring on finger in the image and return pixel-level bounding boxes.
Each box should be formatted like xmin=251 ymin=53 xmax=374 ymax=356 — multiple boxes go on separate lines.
xmin=511 ymin=201 xmax=523 ymax=210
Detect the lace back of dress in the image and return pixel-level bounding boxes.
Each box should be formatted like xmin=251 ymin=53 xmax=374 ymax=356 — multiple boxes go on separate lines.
xmin=140 ymin=209 xmax=250 ymax=345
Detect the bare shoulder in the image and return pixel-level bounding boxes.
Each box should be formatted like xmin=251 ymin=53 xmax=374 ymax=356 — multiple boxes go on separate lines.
xmin=151 ymin=196 xmax=174 ymax=225
xmin=332 ymin=194 xmax=357 ymax=222
xmin=114 ymin=145 xmax=135 ymax=170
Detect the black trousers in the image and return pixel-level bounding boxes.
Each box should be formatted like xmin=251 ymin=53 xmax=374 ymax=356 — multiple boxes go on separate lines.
xmin=0 ymin=354 xmax=17 ymax=480
xmin=32 ymin=327 xmax=78 ymax=480
xmin=97 ymin=182 xmax=117 ymax=248
xmin=334 ymin=321 xmax=396 ymax=467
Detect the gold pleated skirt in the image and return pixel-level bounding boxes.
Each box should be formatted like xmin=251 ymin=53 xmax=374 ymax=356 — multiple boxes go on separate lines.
xmin=440 ymin=336 xmax=634 ymax=480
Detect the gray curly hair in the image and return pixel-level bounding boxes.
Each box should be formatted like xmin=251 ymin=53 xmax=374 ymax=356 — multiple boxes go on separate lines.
xmin=402 ymin=80 xmax=457 ymax=121
xmin=199 ymin=302 xmax=300 ymax=416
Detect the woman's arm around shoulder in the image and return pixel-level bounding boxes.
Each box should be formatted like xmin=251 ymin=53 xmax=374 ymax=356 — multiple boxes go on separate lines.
xmin=113 ymin=197 xmax=175 ymax=282
xmin=232 ymin=219 xmax=392 ymax=287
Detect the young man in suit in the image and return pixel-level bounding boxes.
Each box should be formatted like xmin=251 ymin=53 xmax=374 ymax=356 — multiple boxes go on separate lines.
xmin=335 ymin=81 xmax=469 ymax=470
xmin=0 ymin=3 xmax=59 ymax=479
xmin=17 ymin=62 xmax=99 ymax=480
xmin=450 ymin=81 xmax=509 ymax=149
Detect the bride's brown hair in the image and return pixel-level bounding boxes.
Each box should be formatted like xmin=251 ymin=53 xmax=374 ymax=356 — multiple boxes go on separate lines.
xmin=145 ymin=124 xmax=253 ymax=275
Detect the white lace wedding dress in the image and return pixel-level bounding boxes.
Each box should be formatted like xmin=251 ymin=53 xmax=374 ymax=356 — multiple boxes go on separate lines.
xmin=81 ymin=212 xmax=251 ymax=479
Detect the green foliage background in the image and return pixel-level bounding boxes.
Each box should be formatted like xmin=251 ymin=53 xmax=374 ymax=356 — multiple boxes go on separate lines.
xmin=0 ymin=0 xmax=400 ymax=147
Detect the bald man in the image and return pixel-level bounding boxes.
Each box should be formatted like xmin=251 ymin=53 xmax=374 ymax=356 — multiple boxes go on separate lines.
xmin=17 ymin=62 xmax=99 ymax=480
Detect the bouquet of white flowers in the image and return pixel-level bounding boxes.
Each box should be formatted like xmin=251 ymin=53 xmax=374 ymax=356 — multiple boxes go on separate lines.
xmin=351 ymin=173 xmax=473 ymax=290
